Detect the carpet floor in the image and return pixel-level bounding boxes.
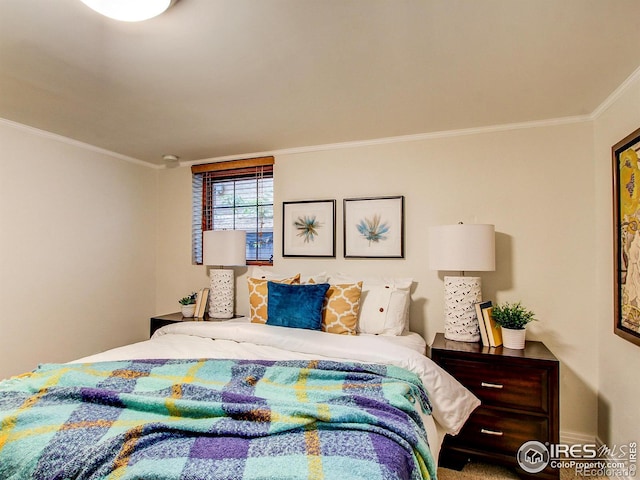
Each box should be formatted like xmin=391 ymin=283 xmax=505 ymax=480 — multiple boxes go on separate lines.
xmin=437 ymin=462 xmax=609 ymax=479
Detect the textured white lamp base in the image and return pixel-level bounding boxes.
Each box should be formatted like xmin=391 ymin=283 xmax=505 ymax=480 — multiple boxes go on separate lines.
xmin=444 ymin=276 xmax=482 ymax=342
xmin=209 ymin=269 xmax=235 ymax=319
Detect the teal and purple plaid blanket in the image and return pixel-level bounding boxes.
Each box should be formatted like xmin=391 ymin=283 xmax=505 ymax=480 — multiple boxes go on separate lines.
xmin=0 ymin=359 xmax=436 ymax=480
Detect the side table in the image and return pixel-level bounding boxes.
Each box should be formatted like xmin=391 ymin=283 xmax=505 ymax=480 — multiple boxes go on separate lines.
xmin=429 ymin=332 xmax=560 ymax=480
xmin=150 ymin=312 xmax=244 ymax=337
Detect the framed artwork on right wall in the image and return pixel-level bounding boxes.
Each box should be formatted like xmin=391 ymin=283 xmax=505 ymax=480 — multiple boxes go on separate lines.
xmin=613 ymin=126 xmax=640 ymax=347
xmin=343 ymin=196 xmax=404 ymax=259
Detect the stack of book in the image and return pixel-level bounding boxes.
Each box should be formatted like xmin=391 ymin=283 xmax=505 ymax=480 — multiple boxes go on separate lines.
xmin=193 ymin=288 xmax=210 ymax=319
xmin=474 ymin=301 xmax=503 ymax=347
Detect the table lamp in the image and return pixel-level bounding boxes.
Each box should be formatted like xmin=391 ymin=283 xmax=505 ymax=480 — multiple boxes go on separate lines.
xmin=428 ymin=223 xmax=495 ymax=342
xmin=203 ymin=230 xmax=246 ymax=319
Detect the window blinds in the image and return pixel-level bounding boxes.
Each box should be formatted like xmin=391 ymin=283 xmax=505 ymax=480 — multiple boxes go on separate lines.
xmin=191 ymin=157 xmax=274 ymax=265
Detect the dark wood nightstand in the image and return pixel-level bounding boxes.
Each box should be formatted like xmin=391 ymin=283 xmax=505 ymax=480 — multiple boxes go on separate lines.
xmin=150 ymin=312 xmax=245 ymax=337
xmin=429 ymin=333 xmax=560 ymax=480
xmin=150 ymin=312 xmax=195 ymax=337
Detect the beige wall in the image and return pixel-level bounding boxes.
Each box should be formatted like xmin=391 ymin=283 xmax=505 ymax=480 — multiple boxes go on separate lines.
xmin=0 ymin=122 xmax=158 ymax=379
xmin=594 ymin=74 xmax=640 ymax=446
xmin=156 ymin=120 xmax=600 ymax=438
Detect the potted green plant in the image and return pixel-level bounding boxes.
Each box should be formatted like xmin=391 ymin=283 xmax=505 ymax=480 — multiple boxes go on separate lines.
xmin=178 ymin=292 xmax=197 ymax=318
xmin=491 ymin=301 xmax=536 ymax=349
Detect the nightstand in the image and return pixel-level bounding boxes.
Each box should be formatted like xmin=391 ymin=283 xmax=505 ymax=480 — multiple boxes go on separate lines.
xmin=429 ymin=333 xmax=559 ymax=480
xmin=150 ymin=312 xmax=245 ymax=337
xmin=150 ymin=312 xmax=194 ymax=337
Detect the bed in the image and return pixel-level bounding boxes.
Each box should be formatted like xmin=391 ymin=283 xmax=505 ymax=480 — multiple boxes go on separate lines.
xmin=0 ymin=273 xmax=480 ymax=480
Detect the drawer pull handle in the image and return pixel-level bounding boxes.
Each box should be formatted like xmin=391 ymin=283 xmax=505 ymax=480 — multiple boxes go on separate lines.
xmin=480 ymin=428 xmax=504 ymax=436
xmin=481 ymin=382 xmax=504 ymax=389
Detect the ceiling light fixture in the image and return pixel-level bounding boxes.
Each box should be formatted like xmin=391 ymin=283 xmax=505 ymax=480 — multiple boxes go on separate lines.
xmin=80 ymin=0 xmax=178 ymax=22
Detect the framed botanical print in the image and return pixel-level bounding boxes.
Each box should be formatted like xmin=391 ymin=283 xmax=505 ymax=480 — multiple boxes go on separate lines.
xmin=343 ymin=196 xmax=404 ymax=258
xmin=613 ymin=126 xmax=640 ymax=347
xmin=282 ymin=200 xmax=336 ymax=257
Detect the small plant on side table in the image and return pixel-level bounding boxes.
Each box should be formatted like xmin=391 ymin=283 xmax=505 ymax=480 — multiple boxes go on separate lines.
xmin=492 ymin=301 xmax=536 ymax=349
xmin=178 ymin=292 xmax=197 ymax=317
xmin=179 ymin=292 xmax=197 ymax=305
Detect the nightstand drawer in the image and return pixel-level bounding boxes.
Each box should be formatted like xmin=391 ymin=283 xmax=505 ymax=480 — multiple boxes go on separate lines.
xmin=437 ymin=357 xmax=549 ymax=414
xmin=448 ymin=407 xmax=549 ymax=456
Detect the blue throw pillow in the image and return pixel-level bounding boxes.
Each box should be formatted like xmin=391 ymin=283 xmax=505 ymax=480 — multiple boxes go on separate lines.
xmin=266 ymin=282 xmax=331 ymax=330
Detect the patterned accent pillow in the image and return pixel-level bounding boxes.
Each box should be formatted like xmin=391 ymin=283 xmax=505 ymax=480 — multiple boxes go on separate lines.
xmin=321 ymin=282 xmax=363 ymax=335
xmin=248 ymin=275 xmax=300 ymax=324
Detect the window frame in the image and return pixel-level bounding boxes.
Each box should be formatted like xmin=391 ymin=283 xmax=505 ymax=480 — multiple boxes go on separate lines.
xmin=191 ymin=156 xmax=274 ymax=266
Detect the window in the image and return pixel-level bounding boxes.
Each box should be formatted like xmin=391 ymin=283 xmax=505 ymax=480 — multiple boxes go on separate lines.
xmin=192 ymin=156 xmax=274 ymax=265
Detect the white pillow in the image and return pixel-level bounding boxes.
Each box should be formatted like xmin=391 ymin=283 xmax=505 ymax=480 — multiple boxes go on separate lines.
xmin=251 ymin=266 xmax=328 ymax=285
xmin=250 ymin=266 xmax=291 ymax=280
xmin=328 ymin=275 xmax=412 ymax=335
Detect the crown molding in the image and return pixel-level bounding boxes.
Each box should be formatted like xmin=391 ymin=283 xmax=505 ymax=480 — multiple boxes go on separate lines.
xmin=590 ymin=64 xmax=640 ymax=120
xmin=0 ymin=117 xmax=159 ymax=169
xmin=189 ymin=114 xmax=591 ymax=166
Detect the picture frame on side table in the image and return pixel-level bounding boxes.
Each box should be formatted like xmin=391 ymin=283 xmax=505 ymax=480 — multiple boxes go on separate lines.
xmin=343 ymin=196 xmax=404 ymax=259
xmin=282 ymin=199 xmax=336 ymax=257
xmin=613 ymin=126 xmax=640 ymax=347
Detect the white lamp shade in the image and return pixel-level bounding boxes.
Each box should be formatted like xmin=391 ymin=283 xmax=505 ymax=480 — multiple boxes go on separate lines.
xmin=428 ymin=224 xmax=495 ymax=272
xmin=203 ymin=230 xmax=246 ymax=266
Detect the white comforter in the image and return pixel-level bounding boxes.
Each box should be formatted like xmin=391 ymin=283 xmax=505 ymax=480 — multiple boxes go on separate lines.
xmin=75 ymin=318 xmax=480 ymax=457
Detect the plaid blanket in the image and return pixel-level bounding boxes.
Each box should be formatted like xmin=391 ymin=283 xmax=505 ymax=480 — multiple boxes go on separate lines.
xmin=0 ymin=359 xmax=436 ymax=480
